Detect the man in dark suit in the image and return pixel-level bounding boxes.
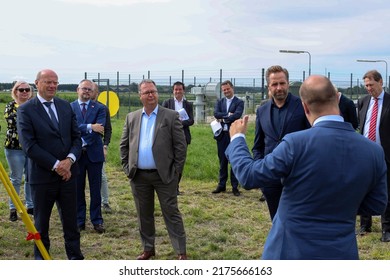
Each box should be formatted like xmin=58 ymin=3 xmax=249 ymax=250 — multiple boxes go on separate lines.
xmin=226 ymin=75 xmax=387 ymax=259
xmin=17 ymin=69 xmax=84 ymax=260
xmin=120 ymin=79 xmax=187 ymax=260
xmin=162 ymin=81 xmax=194 ymax=195
xmin=70 ymin=79 xmax=106 ymax=234
xmin=252 ymin=65 xmax=310 ymax=220
xmin=357 ymin=69 xmax=390 ymax=242
xmin=91 ymin=82 xmax=113 ymax=213
xmin=212 ymin=80 xmax=244 ymax=196
xmin=336 ymin=87 xmax=358 ymax=130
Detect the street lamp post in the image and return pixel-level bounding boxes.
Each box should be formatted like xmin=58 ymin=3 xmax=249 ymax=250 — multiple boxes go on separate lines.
xmin=357 ymin=59 xmax=388 ymax=91
xmin=279 ymin=50 xmax=311 ymax=76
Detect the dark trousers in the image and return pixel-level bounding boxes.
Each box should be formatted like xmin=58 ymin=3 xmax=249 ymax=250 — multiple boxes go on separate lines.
xmin=76 ymin=153 xmax=103 ymax=226
xmin=31 ymin=178 xmax=83 ymax=260
xmin=130 ymin=169 xmax=186 ymax=254
xmin=360 ymin=162 xmax=390 ymax=232
xmin=216 ymin=131 xmax=238 ymax=189
xmin=262 ymin=185 xmax=283 ymax=220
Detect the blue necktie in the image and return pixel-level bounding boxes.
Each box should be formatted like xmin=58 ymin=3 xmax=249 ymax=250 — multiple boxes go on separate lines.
xmin=43 ymin=102 xmax=59 ymax=130
xmin=81 ymin=103 xmax=87 ymax=118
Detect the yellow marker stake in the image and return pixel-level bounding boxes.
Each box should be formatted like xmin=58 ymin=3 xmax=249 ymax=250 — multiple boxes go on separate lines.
xmin=0 ymin=162 xmax=51 ymax=260
xmin=98 ymin=90 xmax=120 ymax=117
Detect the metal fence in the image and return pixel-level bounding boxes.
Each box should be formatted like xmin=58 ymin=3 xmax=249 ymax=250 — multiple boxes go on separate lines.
xmin=84 ymin=69 xmax=374 ymax=122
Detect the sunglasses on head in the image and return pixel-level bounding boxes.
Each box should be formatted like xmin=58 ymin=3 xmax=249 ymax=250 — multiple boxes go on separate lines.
xmin=18 ymin=88 xmax=31 ymax=93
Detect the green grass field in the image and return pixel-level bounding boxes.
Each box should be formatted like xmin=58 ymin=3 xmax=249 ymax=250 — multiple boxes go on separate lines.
xmin=0 ymin=98 xmax=389 ymax=260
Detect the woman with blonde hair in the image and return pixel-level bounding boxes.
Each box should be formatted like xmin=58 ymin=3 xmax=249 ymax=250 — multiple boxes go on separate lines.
xmin=4 ymin=81 xmax=34 ymax=221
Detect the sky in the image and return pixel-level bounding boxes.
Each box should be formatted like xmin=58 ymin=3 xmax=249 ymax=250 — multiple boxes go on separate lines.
xmin=1 ymin=0 xmax=390 ymax=87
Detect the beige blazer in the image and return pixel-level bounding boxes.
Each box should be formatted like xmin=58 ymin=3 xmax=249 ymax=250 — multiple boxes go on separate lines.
xmin=120 ymin=105 xmax=187 ymax=184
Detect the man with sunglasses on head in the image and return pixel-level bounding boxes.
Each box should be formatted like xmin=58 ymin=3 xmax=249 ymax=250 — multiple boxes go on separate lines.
xmin=70 ymin=79 xmax=106 ymax=234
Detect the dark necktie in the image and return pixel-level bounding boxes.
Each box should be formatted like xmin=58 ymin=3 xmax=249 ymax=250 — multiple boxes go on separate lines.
xmin=81 ymin=103 xmax=87 ymax=118
xmin=368 ymin=97 xmax=378 ymax=142
xmin=43 ymin=102 xmax=59 ymax=130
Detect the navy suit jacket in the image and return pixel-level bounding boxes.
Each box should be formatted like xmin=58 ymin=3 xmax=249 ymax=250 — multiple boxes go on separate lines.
xmin=17 ymin=96 xmax=81 ymax=184
xmin=161 ymin=98 xmax=194 ymax=144
xmin=252 ymin=93 xmax=310 ymax=159
xmin=214 ymin=96 xmax=244 ymax=131
xmin=226 ymin=120 xmax=387 ymax=259
xmin=70 ymin=100 xmax=106 ymax=163
xmin=339 ymin=94 xmax=358 ymax=130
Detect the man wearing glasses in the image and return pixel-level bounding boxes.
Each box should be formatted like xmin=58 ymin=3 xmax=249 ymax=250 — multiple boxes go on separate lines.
xmin=71 ymin=79 xmax=106 ymax=234
xmin=17 ymin=69 xmax=84 ymax=259
xmin=120 ymin=79 xmax=187 ymax=260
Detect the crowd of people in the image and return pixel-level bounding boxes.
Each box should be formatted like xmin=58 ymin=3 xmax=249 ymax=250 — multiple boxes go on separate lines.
xmin=3 ymin=66 xmax=390 ymax=260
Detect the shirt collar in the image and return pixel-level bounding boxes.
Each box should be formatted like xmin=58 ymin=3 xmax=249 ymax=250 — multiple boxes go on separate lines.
xmin=313 ymin=115 xmax=344 ymax=126
xmin=37 ymin=93 xmax=54 ymax=103
xmin=78 ymin=99 xmax=90 ymax=106
xmin=142 ymin=105 xmax=159 ymax=116
xmin=372 ymin=91 xmax=384 ymax=101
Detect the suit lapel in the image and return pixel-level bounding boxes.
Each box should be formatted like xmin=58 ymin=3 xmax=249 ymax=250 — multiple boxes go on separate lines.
xmin=264 ymin=101 xmax=279 ymax=140
xmin=35 ymin=97 xmax=60 ymax=132
xmin=359 ymin=96 xmax=370 ymax=132
xmin=380 ymin=93 xmax=390 ymax=124
xmin=153 ymin=106 xmax=163 ymax=143
xmin=282 ymin=98 xmax=299 ymax=134
xmin=133 ymin=109 xmax=142 ymax=150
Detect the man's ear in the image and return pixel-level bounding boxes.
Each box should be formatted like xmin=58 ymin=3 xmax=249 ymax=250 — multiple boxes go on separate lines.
xmin=302 ymin=101 xmax=310 ymax=115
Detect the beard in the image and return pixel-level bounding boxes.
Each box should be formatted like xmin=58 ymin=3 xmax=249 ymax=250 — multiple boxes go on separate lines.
xmin=271 ymin=90 xmax=288 ymax=101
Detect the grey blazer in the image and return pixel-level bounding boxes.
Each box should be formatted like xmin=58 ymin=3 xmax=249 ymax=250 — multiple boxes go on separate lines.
xmin=120 ymin=105 xmax=187 ymax=184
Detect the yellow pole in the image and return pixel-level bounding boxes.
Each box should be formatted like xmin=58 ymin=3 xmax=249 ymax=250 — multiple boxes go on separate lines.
xmin=0 ymin=161 xmax=51 ymax=260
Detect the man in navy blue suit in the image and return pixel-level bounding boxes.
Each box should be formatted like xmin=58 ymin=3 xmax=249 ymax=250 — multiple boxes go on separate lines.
xmin=17 ymin=69 xmax=84 ymax=259
xmin=226 ymin=75 xmax=387 ymax=259
xmin=252 ymin=65 xmax=310 ymax=220
xmin=212 ymin=80 xmax=244 ymax=196
xmin=71 ymin=79 xmax=106 ymax=234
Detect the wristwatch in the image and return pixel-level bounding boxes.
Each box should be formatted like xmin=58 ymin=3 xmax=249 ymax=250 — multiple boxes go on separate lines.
xmin=67 ymin=157 xmax=75 ymax=164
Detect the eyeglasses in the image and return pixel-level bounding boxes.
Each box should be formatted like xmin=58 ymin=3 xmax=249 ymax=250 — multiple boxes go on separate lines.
xmin=17 ymin=88 xmax=31 ymax=93
xmin=41 ymin=81 xmax=59 ymax=86
xmin=80 ymin=87 xmax=92 ymax=92
xmin=141 ymin=90 xmax=158 ymax=96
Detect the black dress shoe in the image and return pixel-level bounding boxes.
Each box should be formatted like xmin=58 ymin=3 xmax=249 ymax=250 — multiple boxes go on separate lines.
xmin=9 ymin=209 xmax=17 ymax=222
xmin=93 ymin=224 xmax=105 ymax=234
xmin=381 ymin=231 xmax=390 ymax=242
xmin=27 ymin=208 xmax=34 ymax=215
xmin=78 ymin=224 xmax=86 ymax=231
xmin=233 ymin=189 xmax=240 ymax=196
xmin=212 ymin=187 xmax=226 ymax=194
xmin=259 ymin=194 xmax=266 ymax=202
xmin=137 ymin=250 xmax=155 ymax=260
xmin=356 ymin=226 xmax=372 ymax=235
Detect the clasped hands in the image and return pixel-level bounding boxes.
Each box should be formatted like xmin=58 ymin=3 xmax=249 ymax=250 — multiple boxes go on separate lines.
xmin=55 ymin=159 xmax=72 ymax=181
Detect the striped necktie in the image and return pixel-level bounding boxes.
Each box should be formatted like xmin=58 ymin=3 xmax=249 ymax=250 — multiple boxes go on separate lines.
xmin=368 ymin=97 xmax=378 ymax=142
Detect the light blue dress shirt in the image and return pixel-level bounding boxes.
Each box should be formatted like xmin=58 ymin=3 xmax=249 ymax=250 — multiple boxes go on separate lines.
xmin=137 ymin=106 xmax=158 ymax=169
